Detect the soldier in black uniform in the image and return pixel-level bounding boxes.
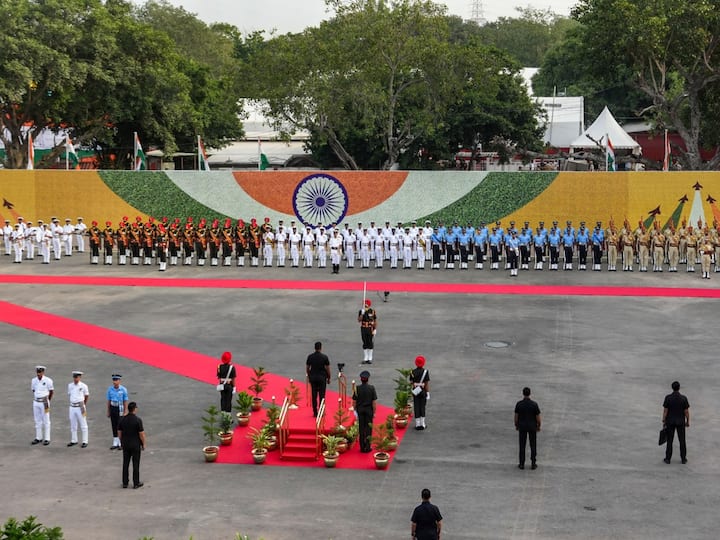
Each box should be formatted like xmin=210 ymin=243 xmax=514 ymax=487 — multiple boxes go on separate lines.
xmin=88 ymin=221 xmax=101 ymax=265
xmin=305 ymin=341 xmax=331 ymax=417
xmin=358 ymin=299 xmax=378 ymax=364
xmin=216 ymin=351 xmax=236 ymax=413
xmin=353 ymin=370 xmax=377 ymax=453
xmin=662 ymin=381 xmax=690 ymax=464
xmin=118 ymin=401 xmax=145 ymax=489
xmin=514 ymin=387 xmax=541 ymax=470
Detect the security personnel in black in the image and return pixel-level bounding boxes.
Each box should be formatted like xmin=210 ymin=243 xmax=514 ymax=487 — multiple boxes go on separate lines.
xmin=662 ymin=380 xmax=690 ymax=464
xmin=305 ymin=341 xmax=331 ymax=417
xmin=353 ymin=370 xmax=377 ymax=453
xmin=514 ymin=387 xmax=541 ymax=470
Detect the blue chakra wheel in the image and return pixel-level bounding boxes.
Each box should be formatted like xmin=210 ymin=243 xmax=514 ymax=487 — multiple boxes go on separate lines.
xmin=292 ymin=173 xmax=349 ymax=228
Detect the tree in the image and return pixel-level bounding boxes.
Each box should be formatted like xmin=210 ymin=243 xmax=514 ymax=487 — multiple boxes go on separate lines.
xmin=572 ymin=0 xmax=720 ymax=169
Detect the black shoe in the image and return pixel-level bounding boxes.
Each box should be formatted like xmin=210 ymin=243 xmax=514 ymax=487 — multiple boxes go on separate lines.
xmin=31 ymin=439 xmax=41 ymax=445
xmin=663 ymin=458 xmax=671 ymax=464
xmin=81 ymin=443 xmax=88 ymax=448
xmin=110 ymin=445 xmax=119 ymax=450
xmin=133 ymin=482 xmax=144 ymax=489
xmin=43 ymin=440 xmax=50 ymax=446
xmin=681 ymin=458 xmax=687 ymax=464
xmin=417 ymin=426 xmax=425 ymax=430
xmin=67 ymin=442 xmax=77 ymax=447
xmin=531 ymin=463 xmax=537 ymax=470
xmin=122 ymin=484 xmax=128 ymax=488
xmin=518 ymin=464 xmax=524 ymax=469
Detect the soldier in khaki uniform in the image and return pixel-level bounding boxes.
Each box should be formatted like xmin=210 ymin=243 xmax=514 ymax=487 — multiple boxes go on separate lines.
xmin=667 ymin=226 xmax=680 ymax=272
xmin=637 ymin=222 xmax=650 ymax=272
xmin=652 ymin=224 xmax=666 ymax=272
xmin=700 ymin=233 xmax=713 ymax=279
xmin=621 ymin=221 xmax=634 ymax=271
xmin=606 ymin=221 xmax=619 ymax=271
xmin=685 ymin=226 xmax=697 ymax=272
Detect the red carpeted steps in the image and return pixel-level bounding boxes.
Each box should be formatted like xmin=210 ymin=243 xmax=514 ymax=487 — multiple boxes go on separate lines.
xmin=281 ymin=427 xmax=319 ymax=461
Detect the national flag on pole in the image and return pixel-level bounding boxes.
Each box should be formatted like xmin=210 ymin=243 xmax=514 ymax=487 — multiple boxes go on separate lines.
xmin=606 ymin=135 xmax=615 ymax=171
xmin=258 ymin=138 xmax=269 ymax=171
xmin=65 ymin=135 xmax=79 ymax=170
xmin=662 ymin=130 xmax=671 ymax=171
xmin=26 ymin=133 xmax=34 ymax=170
xmin=198 ymin=135 xmax=211 ymax=171
xmin=133 ymin=132 xmax=147 ymax=171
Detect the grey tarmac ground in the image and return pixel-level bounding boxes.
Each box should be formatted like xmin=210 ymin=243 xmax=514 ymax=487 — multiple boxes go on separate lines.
xmin=0 ymin=253 xmax=719 ymax=540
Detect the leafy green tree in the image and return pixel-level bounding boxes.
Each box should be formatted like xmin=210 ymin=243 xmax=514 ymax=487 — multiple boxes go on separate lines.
xmin=571 ymin=0 xmax=720 ymax=169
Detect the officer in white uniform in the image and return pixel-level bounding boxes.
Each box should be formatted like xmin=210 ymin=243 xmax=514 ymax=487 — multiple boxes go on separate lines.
xmin=2 ymin=219 xmax=12 ymax=255
xmin=302 ymin=227 xmax=315 ymax=267
xmin=40 ymin=223 xmax=53 ymax=263
xmin=11 ymin=224 xmax=24 ymax=263
xmin=275 ymin=226 xmax=287 ymax=267
xmin=344 ymin=228 xmax=356 ymax=268
xmin=373 ymin=228 xmax=384 ymax=268
xmin=288 ymin=226 xmax=301 ymax=267
xmin=316 ymin=227 xmax=328 ymax=268
xmin=75 ymin=217 xmax=87 ymax=253
xmin=329 ymin=229 xmax=343 ymax=274
xmin=51 ymin=218 xmax=62 ymax=259
xmin=62 ymin=218 xmax=74 ymax=255
xmin=24 ymin=221 xmax=37 ymax=260
xmin=31 ymin=366 xmax=54 ymax=445
xmin=67 ymin=371 xmax=89 ymax=448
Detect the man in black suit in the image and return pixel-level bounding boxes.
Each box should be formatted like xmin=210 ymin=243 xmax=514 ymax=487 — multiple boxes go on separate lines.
xmin=118 ymin=401 xmax=146 ymax=489
xmin=662 ymin=381 xmax=690 ymax=464
xmin=305 ymin=341 xmax=331 ymax=417
xmin=514 ymin=387 xmax=541 ymax=470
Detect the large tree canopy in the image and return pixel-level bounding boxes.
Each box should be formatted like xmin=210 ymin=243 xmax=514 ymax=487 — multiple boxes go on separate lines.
xmin=245 ymin=0 xmax=542 ymax=169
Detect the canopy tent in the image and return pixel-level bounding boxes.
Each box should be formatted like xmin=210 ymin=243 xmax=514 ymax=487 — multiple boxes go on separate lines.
xmin=570 ymin=106 xmax=641 ymax=154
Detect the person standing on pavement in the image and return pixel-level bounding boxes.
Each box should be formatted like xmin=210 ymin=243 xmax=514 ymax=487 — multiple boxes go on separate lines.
xmin=358 ymin=299 xmax=378 ymax=364
xmin=216 ymin=351 xmax=236 ymax=413
xmin=410 ymin=355 xmax=430 ymax=430
xmin=411 ymin=488 xmax=443 ymax=540
xmin=31 ymin=366 xmax=54 ymax=446
xmin=306 ymin=341 xmax=331 ymax=417
xmin=67 ymin=371 xmax=89 ymax=448
xmin=118 ymin=401 xmax=145 ymax=489
xmin=353 ymin=370 xmax=377 ymax=453
xmin=107 ymin=374 xmax=129 ymax=450
xmin=662 ymin=381 xmax=690 ymax=464
xmin=514 ymin=387 xmax=541 ymax=470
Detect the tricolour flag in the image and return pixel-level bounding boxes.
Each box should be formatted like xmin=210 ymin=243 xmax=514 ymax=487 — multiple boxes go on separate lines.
xmin=662 ymin=130 xmax=671 ymax=171
xmin=66 ymin=135 xmax=79 ymax=170
xmin=258 ymin=138 xmax=269 ymax=171
xmin=606 ymin=135 xmax=615 ymax=172
xmin=26 ymin=133 xmax=34 ymax=170
xmin=198 ymin=135 xmax=211 ymax=171
xmin=133 ymin=132 xmax=147 ymax=171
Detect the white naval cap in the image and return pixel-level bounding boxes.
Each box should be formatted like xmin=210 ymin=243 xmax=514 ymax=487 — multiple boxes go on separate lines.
xmin=72 ymin=371 xmax=83 ymax=377
xmin=35 ymin=365 xmax=47 ymax=372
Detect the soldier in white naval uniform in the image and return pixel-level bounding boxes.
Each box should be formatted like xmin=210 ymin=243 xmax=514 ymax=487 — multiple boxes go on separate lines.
xmin=31 ymin=366 xmax=54 ymax=445
xmin=67 ymin=371 xmax=89 ymax=448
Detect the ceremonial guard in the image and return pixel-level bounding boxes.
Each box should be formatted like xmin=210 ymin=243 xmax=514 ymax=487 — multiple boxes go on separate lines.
xmin=576 ymin=223 xmax=588 ymax=270
xmin=714 ymin=227 xmax=720 ymax=272
xmin=402 ymin=227 xmax=414 ymax=269
xmin=156 ymin=224 xmax=168 ymax=271
xmin=548 ymin=224 xmax=560 ymax=270
xmin=142 ymin=219 xmax=155 ymax=265
xmin=62 ymin=218 xmax=74 ymax=255
xmin=67 ymin=371 xmax=89 ymax=448
xmin=11 ymin=224 xmax=24 ymax=263
xmin=344 ymin=227 xmax=356 ymax=268
xmin=410 ymin=356 xmax=430 ymax=430
xmin=107 ymin=374 xmax=129 ymax=450
xmin=685 ymin=226 xmax=697 ymax=272
xmin=302 ymin=226 xmax=316 ymax=267
xmin=489 ymin=227 xmax=502 ymax=270
xmin=24 ymin=221 xmax=36 ymax=260
xmin=129 ymin=222 xmax=142 ymax=265
xmin=88 ymin=220 xmax=102 ymax=265
xmin=248 ymin=218 xmax=261 ymax=267
xmin=50 ymin=218 xmax=63 ymax=259
xmin=422 ymin=220 xmax=434 ymax=262
xmin=591 ymin=221 xmax=605 ymax=270
xmin=518 ymin=226 xmax=531 ymax=270
xmin=235 ymin=219 xmax=247 ymax=267
xmin=352 ymin=370 xmax=377 ymax=453
xmin=533 ymin=225 xmax=546 ymax=270
xmin=562 ymin=222 xmax=575 ymax=270
xmin=444 ymin=226 xmax=456 ymax=269
xmin=103 ymin=221 xmax=115 ymax=265
xmin=416 ymin=228 xmax=427 ymax=269
xmin=666 ymin=225 xmax=679 ymax=272
xmin=182 ymin=222 xmax=195 ymax=265
xmin=117 ymin=221 xmax=129 ymax=265
xmin=507 ymin=230 xmax=520 ymax=277
xmin=358 ymin=299 xmax=378 ymax=364
xmin=288 ymin=225 xmax=301 ymax=267
xmin=216 ymin=352 xmax=236 ymax=413
xmin=72 ymin=217 xmax=86 ymax=253
xmin=195 ymin=218 xmax=208 ymax=266
xmin=316 ymin=227 xmax=328 ymax=268
xmin=430 ymin=228 xmax=442 ymax=270
xmin=2 ymin=219 xmax=12 ymax=255
xmin=637 ymin=222 xmax=651 ymax=272
xmin=275 ymin=223 xmax=287 ymax=267
xmin=457 ymin=227 xmax=471 ymax=270
xmin=329 ymin=228 xmax=343 ymax=274
xmin=621 ymin=221 xmax=634 ymax=271
xmin=652 ymin=224 xmax=666 ymax=272
xmin=209 ymin=219 xmax=222 ymax=266
xmin=606 ymin=221 xmax=619 ymax=271
xmin=700 ymin=233 xmax=713 ymax=279
xmin=168 ymin=222 xmax=181 ymax=266
xmin=31 ymin=366 xmax=54 ymax=445
xmin=373 ymin=227 xmax=384 ymax=268
xmin=40 ymin=223 xmax=53 ymax=264
xmin=358 ymin=228 xmax=371 ymax=268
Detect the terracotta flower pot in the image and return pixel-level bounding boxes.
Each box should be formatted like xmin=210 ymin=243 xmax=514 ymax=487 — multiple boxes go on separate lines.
xmin=323 ymin=451 xmax=339 ymax=468
xmin=373 ymin=451 xmax=390 ymax=469
xmin=251 ymin=398 xmax=263 ymax=412
xmin=203 ymin=446 xmax=219 ymax=462
xmin=219 ymin=432 xmax=233 ymax=446
xmin=236 ymin=413 xmax=251 ymax=426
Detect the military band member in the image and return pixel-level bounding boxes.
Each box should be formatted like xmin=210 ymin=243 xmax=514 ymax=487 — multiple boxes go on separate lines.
xmin=208 ymin=219 xmax=222 ymax=266
xmin=31 ymin=366 xmax=54 ymax=445
xmin=116 ymin=222 xmax=129 ymax=265
xmin=11 ymin=224 xmax=24 ymax=263
xmin=88 ymin=221 xmax=101 ymax=265
xmin=235 ymin=219 xmax=247 ymax=267
xmin=358 ymin=299 xmax=377 ymax=364
xmin=51 ymin=218 xmax=62 ymax=259
xmin=62 ymin=218 xmax=74 ymax=256
xmin=248 ymin=218 xmax=261 ymax=267
xmin=103 ymin=221 xmax=115 ymax=265
xmin=40 ymin=223 xmax=52 ymax=264
xmin=67 ymin=371 xmax=89 ymax=448
xmin=2 ymin=219 xmax=11 ymax=255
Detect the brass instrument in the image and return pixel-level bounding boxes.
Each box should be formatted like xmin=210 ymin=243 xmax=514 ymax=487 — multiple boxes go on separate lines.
xmin=222 ymin=229 xmax=233 ymax=247
xmin=89 ymin=228 xmax=101 ymax=246
xmin=104 ymin=229 xmax=114 ymax=247
xmin=250 ymin=226 xmax=260 ymax=248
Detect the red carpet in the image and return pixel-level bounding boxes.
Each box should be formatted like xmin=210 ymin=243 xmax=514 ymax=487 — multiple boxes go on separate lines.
xmin=0 ymin=300 xmax=402 ymax=469
xmin=1 ymin=273 xmax=720 ymax=298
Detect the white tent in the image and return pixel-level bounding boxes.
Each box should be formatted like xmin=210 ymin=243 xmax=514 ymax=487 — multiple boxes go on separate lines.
xmin=570 ymin=106 xmax=641 ymax=153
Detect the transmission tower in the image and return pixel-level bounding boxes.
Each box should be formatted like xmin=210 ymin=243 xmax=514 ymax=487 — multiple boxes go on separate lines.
xmin=470 ymin=0 xmax=486 ymax=26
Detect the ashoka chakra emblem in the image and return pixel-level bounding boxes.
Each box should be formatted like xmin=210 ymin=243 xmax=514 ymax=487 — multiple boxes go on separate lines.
xmin=293 ymin=174 xmax=348 ymax=228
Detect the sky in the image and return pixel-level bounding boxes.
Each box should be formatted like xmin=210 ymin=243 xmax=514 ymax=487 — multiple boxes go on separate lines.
xmin=137 ymin=0 xmax=580 ymax=35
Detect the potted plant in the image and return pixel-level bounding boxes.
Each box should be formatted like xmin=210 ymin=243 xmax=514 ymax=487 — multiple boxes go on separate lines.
xmin=248 ymin=366 xmax=268 ymax=412
xmin=234 ymin=391 xmax=254 ymax=426
xmin=370 ymin=422 xmax=393 ymax=469
xmin=321 ymin=434 xmax=344 ymax=468
xmin=394 ymin=390 xmax=411 ymax=429
xmin=285 ymin=378 xmax=301 ymax=409
xmin=331 ymin=401 xmax=351 ymax=435
xmin=247 ymin=426 xmax=270 ymax=464
xmin=262 ymin=422 xmax=278 ymax=451
xmin=218 ymin=411 xmax=234 ymax=446
xmin=384 ymin=414 xmax=398 ymax=451
xmin=395 ymin=368 xmax=414 ymax=417
xmin=344 ymin=422 xmax=359 ymax=450
xmin=202 ymin=405 xmax=220 ymax=462
xmin=265 ymin=398 xmax=280 ymax=435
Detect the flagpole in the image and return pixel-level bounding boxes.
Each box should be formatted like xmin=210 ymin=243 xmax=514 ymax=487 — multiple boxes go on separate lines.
xmin=65 ymin=136 xmax=69 ymax=171
xmin=197 ymin=135 xmax=201 ymax=171
xmin=258 ymin=137 xmax=261 ymax=171
xmin=133 ymin=132 xmax=137 ymax=171
xmin=605 ymin=133 xmax=609 ymax=172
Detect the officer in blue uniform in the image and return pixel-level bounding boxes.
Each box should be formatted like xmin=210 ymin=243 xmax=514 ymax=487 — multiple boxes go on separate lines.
xmin=562 ymin=222 xmax=575 ymax=270
xmin=106 ymin=373 xmax=129 ymax=450
xmin=518 ymin=226 xmax=532 ymax=270
xmin=576 ymin=222 xmax=589 ymax=270
xmin=437 ymin=222 xmax=447 ymax=262
xmin=506 ymin=230 xmax=520 ymax=276
xmin=489 ymin=227 xmax=502 ymax=270
xmin=592 ymin=221 xmax=605 ymax=271
xmin=457 ymin=227 xmax=471 ymax=269
xmin=473 ymin=224 xmax=487 ymax=269
xmin=444 ymin=227 xmax=456 ymax=269
xmin=430 ymin=228 xmax=442 ymax=270
xmin=533 ymin=226 xmax=546 ymax=270
xmin=548 ymin=225 xmax=561 ymax=270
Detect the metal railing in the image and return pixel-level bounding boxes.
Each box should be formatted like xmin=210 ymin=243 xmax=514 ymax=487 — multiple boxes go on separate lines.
xmin=315 ymin=398 xmax=326 ymax=460
xmin=277 ymin=396 xmax=290 ymax=455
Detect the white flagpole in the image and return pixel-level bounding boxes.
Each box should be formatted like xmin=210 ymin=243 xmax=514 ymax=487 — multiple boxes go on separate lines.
xmin=197 ymin=135 xmax=202 ymax=171
xmin=65 ymin=136 xmax=69 ymax=171
xmin=133 ymin=132 xmax=137 ymax=171
xmin=257 ymin=137 xmax=261 ymax=171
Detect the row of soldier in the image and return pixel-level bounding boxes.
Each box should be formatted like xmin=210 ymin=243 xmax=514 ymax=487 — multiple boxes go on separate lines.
xmin=4 ymin=215 xmax=720 ymax=278
xmin=1 ymin=216 xmax=87 ymax=264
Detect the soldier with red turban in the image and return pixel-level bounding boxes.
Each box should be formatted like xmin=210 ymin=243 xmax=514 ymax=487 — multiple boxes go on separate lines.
xmin=358 ymin=299 xmax=378 ymax=364
xmin=410 ymin=355 xmax=430 ymax=430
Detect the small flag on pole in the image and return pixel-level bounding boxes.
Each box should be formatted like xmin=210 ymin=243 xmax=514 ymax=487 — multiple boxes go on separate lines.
xmin=258 ymin=138 xmax=269 ymax=171
xmin=66 ymin=135 xmax=79 ymax=170
xmin=133 ymin=132 xmax=147 ymax=171
xmin=606 ymin=135 xmax=615 ymax=172
xmin=662 ymin=130 xmax=671 ymax=171
xmin=26 ymin=133 xmax=34 ymax=170
xmin=198 ymin=135 xmax=211 ymax=171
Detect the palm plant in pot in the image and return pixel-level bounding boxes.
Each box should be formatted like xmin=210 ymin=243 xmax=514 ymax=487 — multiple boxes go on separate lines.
xmin=384 ymin=414 xmax=398 ymax=451
xmin=218 ymin=411 xmax=234 ymax=446
xmin=395 ymin=368 xmax=414 ymax=417
xmin=202 ymin=405 xmax=220 ymax=462
xmin=247 ymin=426 xmax=270 ymax=464
xmin=234 ymin=391 xmax=253 ymax=426
xmin=394 ymin=390 xmax=411 ymax=429
xmin=262 ymin=422 xmax=278 ymax=451
xmin=321 ymin=434 xmax=344 ymax=468
xmin=344 ymin=421 xmax=359 ymax=450
xmin=248 ymin=366 xmax=268 ymax=412
xmin=370 ymin=422 xmax=393 ymax=469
